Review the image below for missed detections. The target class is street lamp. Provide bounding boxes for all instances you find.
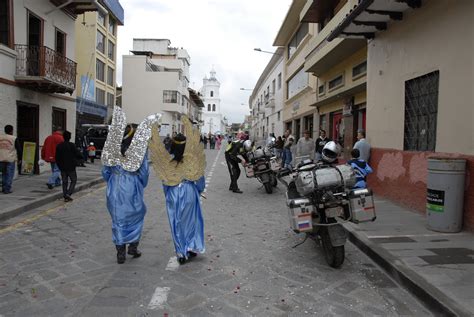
[254,48,282,56]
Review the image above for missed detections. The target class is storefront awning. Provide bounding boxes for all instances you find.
[327,0,422,41]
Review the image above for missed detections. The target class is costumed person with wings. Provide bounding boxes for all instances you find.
[101,107,160,264]
[149,117,206,265]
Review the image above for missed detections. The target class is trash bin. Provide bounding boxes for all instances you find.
[427,158,466,232]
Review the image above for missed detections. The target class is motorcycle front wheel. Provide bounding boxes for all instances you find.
[320,228,345,268]
[264,182,273,194]
[271,173,278,187]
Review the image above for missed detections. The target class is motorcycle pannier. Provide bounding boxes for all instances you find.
[349,188,376,223]
[244,164,254,178]
[270,157,281,171]
[287,197,314,233]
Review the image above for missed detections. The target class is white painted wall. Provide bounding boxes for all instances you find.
[0,0,77,174]
[250,54,285,141]
[122,55,188,135]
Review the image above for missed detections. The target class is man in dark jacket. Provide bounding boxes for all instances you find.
[315,129,331,161]
[55,131,79,202]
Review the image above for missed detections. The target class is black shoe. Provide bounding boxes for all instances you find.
[232,189,243,194]
[116,245,126,264]
[177,257,186,265]
[127,242,142,258]
[47,184,54,190]
[187,251,197,258]
[3,190,12,194]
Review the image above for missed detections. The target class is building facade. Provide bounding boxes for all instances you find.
[75,0,124,126]
[302,0,367,158]
[249,47,285,141]
[0,0,102,174]
[272,0,319,143]
[122,39,192,136]
[328,0,474,229]
[200,69,225,135]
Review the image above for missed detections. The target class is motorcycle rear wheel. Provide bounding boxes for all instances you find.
[264,182,273,194]
[321,229,345,268]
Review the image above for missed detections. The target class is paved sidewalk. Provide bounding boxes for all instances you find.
[0,163,104,221]
[343,197,474,316]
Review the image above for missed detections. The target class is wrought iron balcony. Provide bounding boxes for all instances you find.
[14,44,77,95]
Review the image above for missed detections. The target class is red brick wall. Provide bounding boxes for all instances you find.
[368,148,474,231]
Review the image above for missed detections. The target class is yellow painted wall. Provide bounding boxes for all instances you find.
[367,0,474,154]
[282,23,318,124]
[75,11,117,101]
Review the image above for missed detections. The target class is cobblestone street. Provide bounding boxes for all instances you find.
[0,150,431,316]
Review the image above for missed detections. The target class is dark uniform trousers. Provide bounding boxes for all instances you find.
[225,153,241,190]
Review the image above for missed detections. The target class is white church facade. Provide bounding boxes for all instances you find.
[200,69,225,135]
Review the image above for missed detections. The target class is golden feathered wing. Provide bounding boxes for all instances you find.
[149,116,206,186]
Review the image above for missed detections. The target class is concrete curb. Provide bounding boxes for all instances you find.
[0,177,105,222]
[343,223,472,317]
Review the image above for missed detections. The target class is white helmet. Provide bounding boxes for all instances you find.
[321,141,339,163]
[243,140,252,152]
[90,142,94,146]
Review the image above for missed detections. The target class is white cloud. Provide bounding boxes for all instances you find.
[116,0,291,123]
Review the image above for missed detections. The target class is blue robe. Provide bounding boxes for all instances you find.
[102,154,149,245]
[163,176,205,258]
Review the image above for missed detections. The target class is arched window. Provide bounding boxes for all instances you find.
[210,91,214,97]
[212,104,216,112]
[208,104,211,111]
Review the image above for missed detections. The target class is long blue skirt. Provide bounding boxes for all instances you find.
[163,177,205,258]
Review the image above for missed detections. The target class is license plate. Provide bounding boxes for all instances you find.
[326,206,343,218]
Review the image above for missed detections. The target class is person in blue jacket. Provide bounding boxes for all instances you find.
[163,133,206,264]
[347,148,373,189]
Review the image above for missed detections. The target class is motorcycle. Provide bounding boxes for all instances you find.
[244,147,280,194]
[278,159,376,268]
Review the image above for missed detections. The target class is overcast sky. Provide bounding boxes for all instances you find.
[116,0,292,124]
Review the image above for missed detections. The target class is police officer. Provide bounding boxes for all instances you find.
[225,139,252,193]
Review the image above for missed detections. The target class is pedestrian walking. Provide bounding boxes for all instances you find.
[163,134,172,153]
[86,142,96,163]
[203,135,208,149]
[101,108,159,264]
[348,148,373,189]
[209,134,216,150]
[282,129,294,169]
[296,130,315,163]
[315,129,331,161]
[353,129,371,162]
[225,138,251,193]
[41,127,64,189]
[274,136,284,159]
[0,125,22,194]
[216,135,222,150]
[55,131,80,202]
[150,131,206,265]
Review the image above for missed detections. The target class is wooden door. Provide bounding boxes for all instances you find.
[17,102,39,174]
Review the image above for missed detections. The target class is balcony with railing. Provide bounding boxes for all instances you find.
[303,0,367,77]
[14,45,77,95]
[264,93,275,108]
